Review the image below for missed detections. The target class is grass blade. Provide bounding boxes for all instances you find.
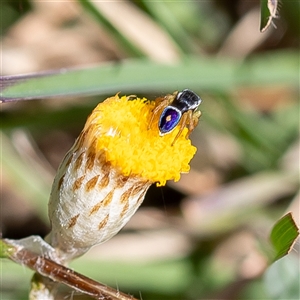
[1,51,298,102]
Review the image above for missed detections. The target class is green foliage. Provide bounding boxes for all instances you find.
[270,213,299,262]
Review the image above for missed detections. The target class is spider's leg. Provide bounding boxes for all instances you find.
[185,110,201,139]
[148,94,175,130]
[171,111,189,146]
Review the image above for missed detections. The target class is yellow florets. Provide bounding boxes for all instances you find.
[84,94,197,186]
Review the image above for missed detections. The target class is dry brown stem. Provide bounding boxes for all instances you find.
[2,239,138,300]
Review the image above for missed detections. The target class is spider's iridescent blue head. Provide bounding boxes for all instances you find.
[158,89,202,135]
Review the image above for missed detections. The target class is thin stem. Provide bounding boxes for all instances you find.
[2,239,138,300]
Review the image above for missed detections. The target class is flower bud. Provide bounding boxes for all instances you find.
[47,93,199,262]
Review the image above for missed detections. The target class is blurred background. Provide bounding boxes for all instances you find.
[1,0,299,299]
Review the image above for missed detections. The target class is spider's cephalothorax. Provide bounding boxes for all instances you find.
[149,89,202,145]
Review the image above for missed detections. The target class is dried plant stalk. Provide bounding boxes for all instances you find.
[2,238,137,300]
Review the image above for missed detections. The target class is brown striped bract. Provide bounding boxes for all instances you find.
[85,175,99,192]
[98,215,109,230]
[48,144,152,262]
[72,175,85,191]
[67,214,80,229]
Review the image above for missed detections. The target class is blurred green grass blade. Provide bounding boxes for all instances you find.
[1,51,298,102]
[270,212,299,262]
[221,95,280,153]
[1,132,49,221]
[0,239,16,258]
[141,1,196,54]
[0,102,94,130]
[260,0,278,32]
[0,58,236,101]
[264,254,300,299]
[72,258,191,294]
[219,95,283,170]
[0,259,33,299]
[237,50,299,86]
[78,0,144,57]
[273,103,300,140]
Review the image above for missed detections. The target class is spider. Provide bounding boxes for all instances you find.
[149,89,202,145]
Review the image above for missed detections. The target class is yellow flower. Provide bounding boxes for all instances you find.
[47,93,199,262]
[85,94,197,185]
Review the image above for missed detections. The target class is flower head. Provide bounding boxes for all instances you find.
[84,94,197,186]
[47,93,200,262]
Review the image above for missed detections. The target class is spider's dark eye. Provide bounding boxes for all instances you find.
[159,107,181,134]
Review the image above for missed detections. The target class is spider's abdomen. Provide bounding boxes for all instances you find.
[159,107,182,135]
